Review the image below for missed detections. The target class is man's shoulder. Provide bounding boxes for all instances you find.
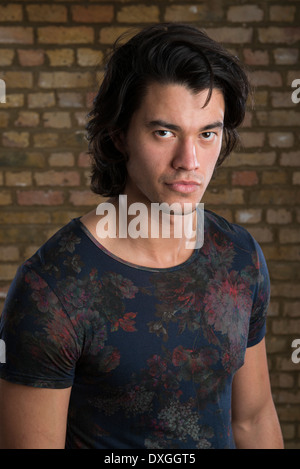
[24,218,84,274]
[204,209,255,245]
[203,209,268,275]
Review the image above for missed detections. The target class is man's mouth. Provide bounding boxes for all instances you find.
[165,180,202,194]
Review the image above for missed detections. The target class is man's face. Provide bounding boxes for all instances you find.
[119,82,225,212]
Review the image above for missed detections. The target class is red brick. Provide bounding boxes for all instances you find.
[0,27,33,44]
[17,190,64,206]
[26,5,67,22]
[17,49,45,66]
[72,5,114,23]
[232,171,259,186]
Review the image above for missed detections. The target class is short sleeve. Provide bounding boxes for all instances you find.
[247,239,270,348]
[0,263,79,388]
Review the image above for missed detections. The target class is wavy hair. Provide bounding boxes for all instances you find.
[86,23,250,197]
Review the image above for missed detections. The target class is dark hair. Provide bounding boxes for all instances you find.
[86,23,250,197]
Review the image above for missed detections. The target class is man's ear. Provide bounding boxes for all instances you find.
[110,130,126,155]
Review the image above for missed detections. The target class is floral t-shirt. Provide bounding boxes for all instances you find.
[0,210,269,449]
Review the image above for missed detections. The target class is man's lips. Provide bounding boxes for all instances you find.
[165,180,202,193]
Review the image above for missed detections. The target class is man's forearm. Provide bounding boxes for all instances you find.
[232,406,284,449]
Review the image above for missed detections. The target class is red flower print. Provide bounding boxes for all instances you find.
[112,312,137,332]
[204,269,252,342]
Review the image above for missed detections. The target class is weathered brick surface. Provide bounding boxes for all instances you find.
[0,0,299,449]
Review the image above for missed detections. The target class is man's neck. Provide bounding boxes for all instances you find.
[81,196,199,269]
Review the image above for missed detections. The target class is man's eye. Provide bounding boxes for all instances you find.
[201,132,217,142]
[201,132,216,141]
[154,130,173,138]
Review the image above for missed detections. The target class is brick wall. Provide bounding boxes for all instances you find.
[0,0,299,448]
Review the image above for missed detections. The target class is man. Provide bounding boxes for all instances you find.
[0,23,283,449]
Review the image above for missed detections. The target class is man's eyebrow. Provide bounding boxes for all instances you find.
[201,121,224,131]
[146,119,224,132]
[146,120,181,132]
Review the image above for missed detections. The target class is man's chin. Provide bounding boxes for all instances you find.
[149,201,200,218]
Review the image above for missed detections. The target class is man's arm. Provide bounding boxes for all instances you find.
[231,338,284,449]
[0,379,71,449]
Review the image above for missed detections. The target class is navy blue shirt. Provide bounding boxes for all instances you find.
[0,210,269,449]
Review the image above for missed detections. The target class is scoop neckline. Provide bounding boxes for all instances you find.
[75,217,201,273]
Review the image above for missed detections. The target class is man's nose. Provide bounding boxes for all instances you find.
[172,139,200,171]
